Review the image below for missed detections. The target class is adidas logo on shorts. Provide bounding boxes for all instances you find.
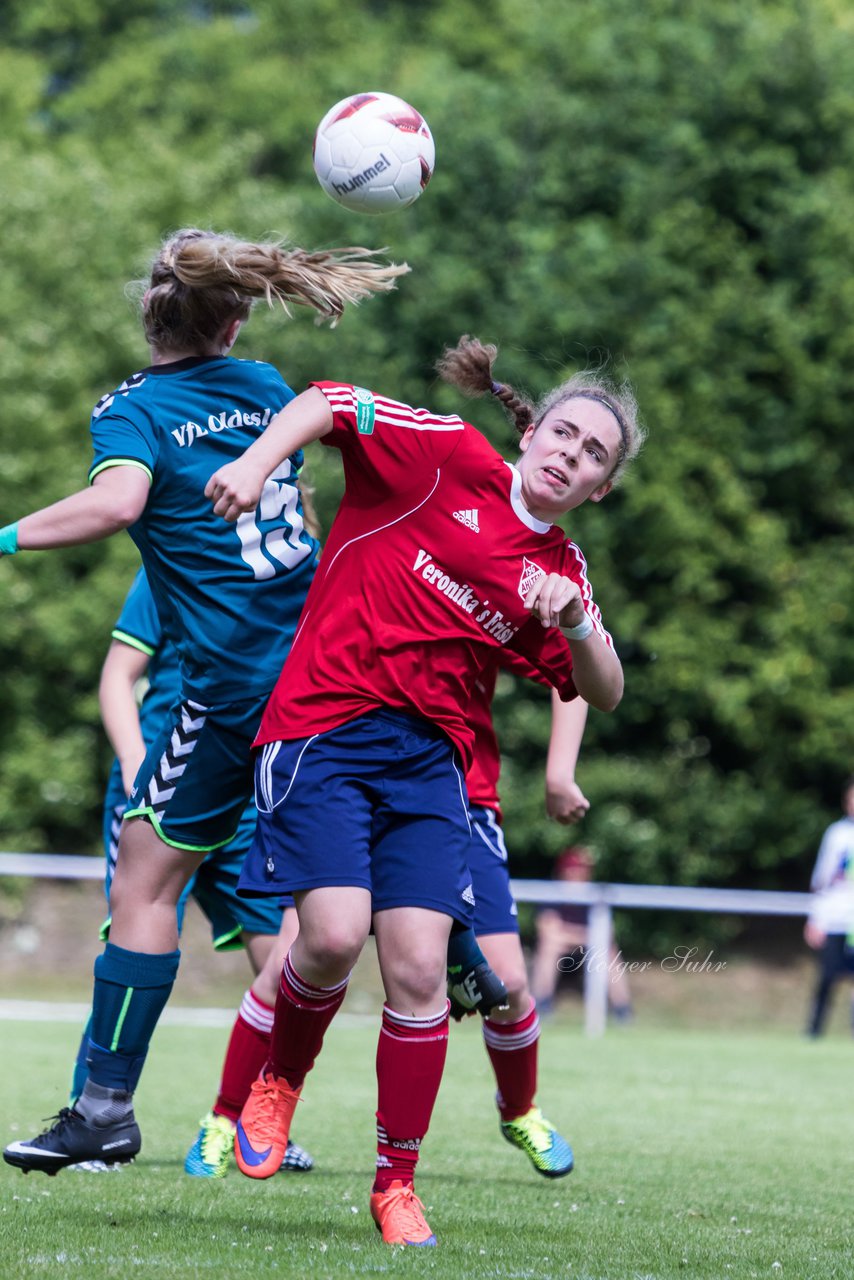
[453,508,480,533]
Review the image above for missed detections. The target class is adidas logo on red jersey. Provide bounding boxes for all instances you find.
[453,508,480,532]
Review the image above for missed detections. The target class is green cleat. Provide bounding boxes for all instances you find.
[500,1106,574,1178]
[184,1111,235,1178]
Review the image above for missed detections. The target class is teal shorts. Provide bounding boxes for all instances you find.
[102,763,287,950]
[124,693,269,853]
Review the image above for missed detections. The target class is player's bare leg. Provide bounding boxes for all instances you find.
[478,931,574,1178]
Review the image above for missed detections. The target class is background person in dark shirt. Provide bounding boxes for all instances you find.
[531,846,633,1021]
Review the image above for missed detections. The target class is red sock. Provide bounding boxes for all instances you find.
[214,988,274,1122]
[482,1002,540,1122]
[374,1002,449,1193]
[267,950,349,1090]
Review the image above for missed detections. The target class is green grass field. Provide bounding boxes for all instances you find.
[1,1015,852,1279]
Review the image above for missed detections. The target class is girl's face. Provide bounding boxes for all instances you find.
[517,397,622,521]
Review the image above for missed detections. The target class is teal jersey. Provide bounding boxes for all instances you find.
[88,356,319,700]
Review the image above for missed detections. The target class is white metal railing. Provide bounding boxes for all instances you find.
[510,879,814,1035]
[0,853,104,880]
[0,853,814,1037]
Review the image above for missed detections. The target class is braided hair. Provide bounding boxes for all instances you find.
[436,335,644,483]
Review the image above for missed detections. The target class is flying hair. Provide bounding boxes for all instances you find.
[141,228,409,351]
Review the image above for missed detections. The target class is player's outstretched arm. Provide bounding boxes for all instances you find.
[545,692,590,824]
[206,386,334,523]
[525,572,623,712]
[1,467,150,555]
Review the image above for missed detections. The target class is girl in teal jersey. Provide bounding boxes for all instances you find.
[2,228,406,1175]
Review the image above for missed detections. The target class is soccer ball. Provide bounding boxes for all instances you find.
[312,92,435,214]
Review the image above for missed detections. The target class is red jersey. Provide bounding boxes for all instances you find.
[255,383,611,771]
[465,663,504,811]
[465,639,585,812]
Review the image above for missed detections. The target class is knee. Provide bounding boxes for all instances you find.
[501,961,531,1010]
[297,918,367,977]
[489,960,531,1021]
[107,863,147,921]
[385,946,447,1008]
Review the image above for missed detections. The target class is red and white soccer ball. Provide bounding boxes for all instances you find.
[312,92,435,214]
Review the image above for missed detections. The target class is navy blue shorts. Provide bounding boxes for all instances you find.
[239,710,475,926]
[124,694,268,852]
[467,805,519,936]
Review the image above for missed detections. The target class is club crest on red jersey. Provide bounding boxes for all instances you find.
[518,556,546,600]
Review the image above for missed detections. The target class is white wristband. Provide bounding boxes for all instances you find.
[560,614,594,641]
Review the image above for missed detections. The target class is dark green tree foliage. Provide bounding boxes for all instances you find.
[0,2,851,943]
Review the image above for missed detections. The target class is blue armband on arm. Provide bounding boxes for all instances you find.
[0,522,19,555]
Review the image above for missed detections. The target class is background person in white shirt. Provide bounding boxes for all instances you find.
[804,776,854,1037]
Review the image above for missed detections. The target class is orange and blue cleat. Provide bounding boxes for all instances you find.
[234,1072,301,1180]
[370,1179,437,1247]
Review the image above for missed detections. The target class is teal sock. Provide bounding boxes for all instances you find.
[87,943,180,1092]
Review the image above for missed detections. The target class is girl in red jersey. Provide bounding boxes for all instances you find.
[205,336,644,1247]
[459,653,589,1178]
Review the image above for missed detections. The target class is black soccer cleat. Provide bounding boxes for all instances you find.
[447,960,509,1021]
[281,1138,314,1172]
[3,1107,141,1175]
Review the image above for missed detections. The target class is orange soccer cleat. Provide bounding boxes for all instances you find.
[370,1179,437,1247]
[234,1072,301,1179]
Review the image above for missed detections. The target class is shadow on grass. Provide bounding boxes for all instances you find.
[129,1156,547,1191]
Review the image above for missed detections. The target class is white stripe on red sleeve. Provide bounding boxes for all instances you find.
[374,396,465,433]
[319,383,466,433]
[566,539,613,648]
